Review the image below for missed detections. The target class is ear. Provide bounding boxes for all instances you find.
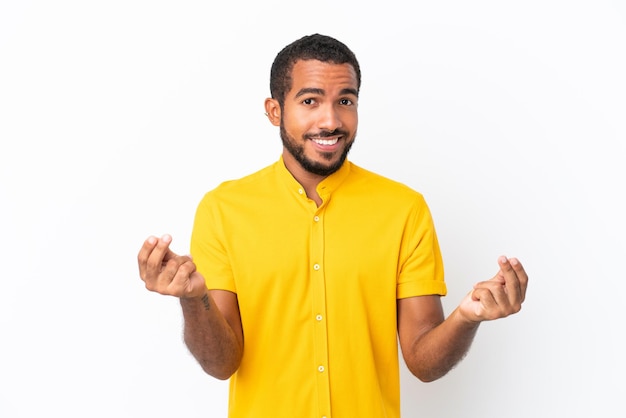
[264,98,281,127]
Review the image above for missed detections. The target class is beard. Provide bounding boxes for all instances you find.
[280,122,355,177]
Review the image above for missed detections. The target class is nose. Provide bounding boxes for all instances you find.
[317,103,343,132]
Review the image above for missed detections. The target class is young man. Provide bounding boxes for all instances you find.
[137,34,528,418]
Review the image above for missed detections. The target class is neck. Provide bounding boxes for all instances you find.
[282,150,325,206]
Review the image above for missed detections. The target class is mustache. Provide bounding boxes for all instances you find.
[303,129,348,140]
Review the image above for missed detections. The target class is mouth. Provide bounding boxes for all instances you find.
[311,137,340,146]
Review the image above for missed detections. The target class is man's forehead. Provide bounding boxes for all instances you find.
[289,60,358,91]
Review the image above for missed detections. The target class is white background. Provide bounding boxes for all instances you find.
[1,1,625,417]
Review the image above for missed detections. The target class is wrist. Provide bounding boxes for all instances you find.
[452,307,482,329]
[180,290,211,311]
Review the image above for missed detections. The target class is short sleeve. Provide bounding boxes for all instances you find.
[190,191,237,293]
[396,195,447,299]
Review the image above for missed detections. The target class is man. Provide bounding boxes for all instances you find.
[137,34,528,418]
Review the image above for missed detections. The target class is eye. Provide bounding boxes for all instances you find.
[302,98,316,105]
[340,98,353,106]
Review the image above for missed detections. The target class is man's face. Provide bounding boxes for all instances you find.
[277,60,359,177]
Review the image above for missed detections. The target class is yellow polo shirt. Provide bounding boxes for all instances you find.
[190,157,446,418]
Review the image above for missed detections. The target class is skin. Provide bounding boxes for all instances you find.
[137,234,243,379]
[137,59,528,382]
[266,60,359,205]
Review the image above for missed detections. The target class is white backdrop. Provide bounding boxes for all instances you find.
[1,1,625,417]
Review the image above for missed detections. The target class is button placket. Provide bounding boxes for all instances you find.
[310,206,330,414]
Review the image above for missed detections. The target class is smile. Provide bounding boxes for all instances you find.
[311,137,339,146]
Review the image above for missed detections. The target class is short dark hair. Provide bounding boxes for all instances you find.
[269,34,361,107]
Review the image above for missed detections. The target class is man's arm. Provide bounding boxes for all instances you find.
[397,256,528,382]
[180,289,243,380]
[138,234,243,380]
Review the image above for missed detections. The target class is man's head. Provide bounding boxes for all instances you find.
[265,34,361,178]
[269,34,361,109]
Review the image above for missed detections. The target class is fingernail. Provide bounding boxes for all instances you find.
[161,234,172,243]
[147,236,156,244]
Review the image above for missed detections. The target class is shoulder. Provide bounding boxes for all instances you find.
[217,162,278,191]
[346,161,426,203]
[200,161,279,203]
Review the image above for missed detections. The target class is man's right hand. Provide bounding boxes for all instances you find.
[137,234,207,298]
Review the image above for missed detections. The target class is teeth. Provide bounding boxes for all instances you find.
[313,138,339,145]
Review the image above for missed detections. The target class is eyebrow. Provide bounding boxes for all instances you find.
[294,87,359,98]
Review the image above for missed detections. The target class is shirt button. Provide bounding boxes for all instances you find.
[318,365,325,372]
[316,314,323,321]
[298,188,304,195]
[313,264,320,270]
[314,215,320,222]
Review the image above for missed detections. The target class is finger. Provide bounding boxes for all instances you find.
[509,257,529,302]
[498,256,523,308]
[167,259,198,296]
[470,287,499,319]
[473,280,507,303]
[157,254,193,290]
[137,236,159,281]
[473,279,521,320]
[146,234,176,280]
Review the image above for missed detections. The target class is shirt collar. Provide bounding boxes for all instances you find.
[275,155,352,200]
